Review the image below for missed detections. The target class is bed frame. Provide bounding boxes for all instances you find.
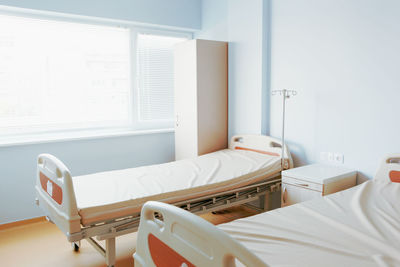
[134,201,268,267]
[134,154,400,267]
[35,135,292,267]
[374,153,400,183]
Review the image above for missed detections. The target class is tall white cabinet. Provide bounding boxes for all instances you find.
[174,39,228,160]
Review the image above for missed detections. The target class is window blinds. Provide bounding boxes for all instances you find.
[136,33,187,123]
[0,12,190,137]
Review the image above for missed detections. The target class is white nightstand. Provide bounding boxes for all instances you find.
[281,164,357,207]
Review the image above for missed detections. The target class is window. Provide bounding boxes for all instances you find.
[0,12,190,139]
[135,33,188,129]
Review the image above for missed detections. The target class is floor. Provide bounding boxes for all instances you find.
[0,206,258,267]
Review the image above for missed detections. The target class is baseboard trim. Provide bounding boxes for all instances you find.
[0,216,46,231]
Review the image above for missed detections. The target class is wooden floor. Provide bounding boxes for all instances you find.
[0,206,258,267]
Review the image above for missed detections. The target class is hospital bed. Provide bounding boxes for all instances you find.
[134,154,400,267]
[35,135,292,267]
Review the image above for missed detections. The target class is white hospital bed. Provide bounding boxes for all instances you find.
[134,154,400,267]
[35,135,292,267]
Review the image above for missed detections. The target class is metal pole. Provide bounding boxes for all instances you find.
[281,89,286,169]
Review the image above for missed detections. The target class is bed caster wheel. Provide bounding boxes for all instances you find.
[72,241,80,252]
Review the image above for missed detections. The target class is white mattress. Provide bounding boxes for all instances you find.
[73,149,281,225]
[219,179,400,266]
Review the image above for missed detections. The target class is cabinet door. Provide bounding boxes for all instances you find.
[174,40,198,160]
[281,183,322,207]
[196,40,228,155]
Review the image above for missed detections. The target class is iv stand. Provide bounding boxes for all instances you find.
[271,89,297,169]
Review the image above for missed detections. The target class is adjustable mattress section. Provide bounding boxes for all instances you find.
[219,179,400,266]
[73,149,281,226]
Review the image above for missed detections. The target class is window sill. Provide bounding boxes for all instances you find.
[0,128,174,147]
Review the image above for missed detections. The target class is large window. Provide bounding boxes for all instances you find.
[0,13,189,139]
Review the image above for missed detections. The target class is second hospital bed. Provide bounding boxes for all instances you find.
[35,134,293,267]
[134,154,400,267]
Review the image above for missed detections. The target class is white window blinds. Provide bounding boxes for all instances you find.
[136,33,188,124]
[0,11,191,139]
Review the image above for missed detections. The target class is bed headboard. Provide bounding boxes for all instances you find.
[229,135,293,169]
[374,154,400,183]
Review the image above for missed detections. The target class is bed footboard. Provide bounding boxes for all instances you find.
[35,154,81,239]
[230,135,293,169]
[134,201,267,267]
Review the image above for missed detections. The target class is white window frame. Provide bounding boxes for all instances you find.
[0,7,193,145]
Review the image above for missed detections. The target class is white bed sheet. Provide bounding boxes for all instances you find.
[219,180,400,267]
[73,149,281,225]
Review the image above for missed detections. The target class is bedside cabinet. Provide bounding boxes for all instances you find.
[281,164,357,207]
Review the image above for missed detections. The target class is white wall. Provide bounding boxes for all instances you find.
[197,0,269,137]
[0,0,201,29]
[0,0,200,225]
[269,0,400,181]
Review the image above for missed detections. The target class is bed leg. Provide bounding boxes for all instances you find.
[71,241,80,252]
[105,237,116,267]
[260,192,270,211]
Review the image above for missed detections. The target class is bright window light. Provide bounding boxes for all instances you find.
[136,33,188,127]
[0,14,131,135]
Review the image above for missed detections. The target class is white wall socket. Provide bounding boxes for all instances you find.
[320,152,344,164]
[334,153,344,164]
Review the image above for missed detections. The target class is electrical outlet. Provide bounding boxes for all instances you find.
[320,151,344,164]
[328,152,334,162]
[334,153,344,164]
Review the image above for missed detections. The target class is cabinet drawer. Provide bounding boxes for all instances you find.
[281,183,323,207]
[282,176,323,192]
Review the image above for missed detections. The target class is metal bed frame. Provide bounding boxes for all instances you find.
[75,177,281,266]
[35,135,292,267]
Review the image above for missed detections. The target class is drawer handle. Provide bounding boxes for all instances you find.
[294,183,309,187]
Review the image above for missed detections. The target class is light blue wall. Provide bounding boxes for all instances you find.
[269,0,400,180]
[0,0,200,224]
[227,0,265,137]
[0,0,201,29]
[198,0,400,181]
[196,0,228,41]
[0,133,174,224]
[196,0,269,137]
